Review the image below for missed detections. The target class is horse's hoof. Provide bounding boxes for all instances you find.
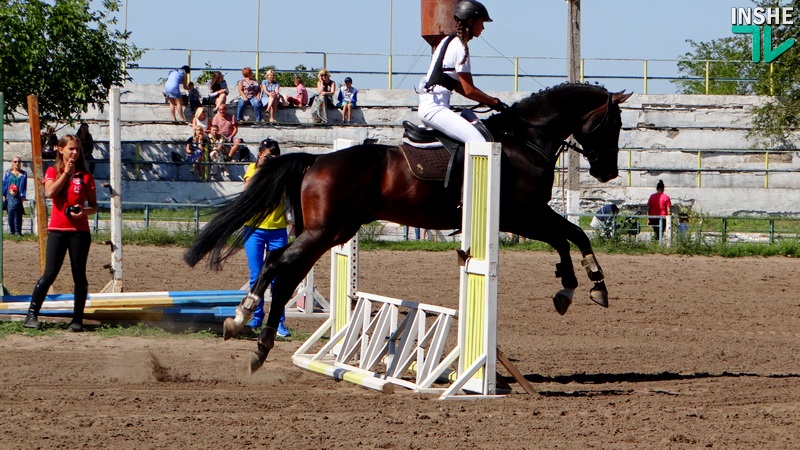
[249,353,265,374]
[553,291,572,315]
[222,318,237,341]
[589,288,609,308]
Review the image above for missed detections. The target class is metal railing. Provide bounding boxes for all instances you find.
[131,47,767,94]
[571,212,800,246]
[552,149,799,189]
[75,200,800,247]
[91,200,225,234]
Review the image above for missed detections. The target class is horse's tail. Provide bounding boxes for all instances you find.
[184,152,319,270]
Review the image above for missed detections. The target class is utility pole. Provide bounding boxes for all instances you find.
[255,0,261,79]
[566,0,581,224]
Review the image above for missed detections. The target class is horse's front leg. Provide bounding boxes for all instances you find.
[559,217,609,308]
[552,242,578,315]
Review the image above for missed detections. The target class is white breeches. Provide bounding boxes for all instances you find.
[419,92,486,144]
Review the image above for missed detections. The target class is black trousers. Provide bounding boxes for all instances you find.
[30,230,92,321]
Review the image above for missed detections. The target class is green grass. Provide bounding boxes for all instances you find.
[93,322,219,338]
[96,206,220,222]
[0,318,315,342]
[3,228,198,246]
[92,228,198,246]
[0,320,62,338]
[0,320,221,339]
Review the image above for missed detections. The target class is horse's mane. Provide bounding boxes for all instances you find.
[513,82,609,113]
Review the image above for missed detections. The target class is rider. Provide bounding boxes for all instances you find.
[418,0,508,143]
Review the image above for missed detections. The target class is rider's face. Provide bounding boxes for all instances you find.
[471,18,486,38]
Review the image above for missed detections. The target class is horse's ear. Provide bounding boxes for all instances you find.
[612,90,633,105]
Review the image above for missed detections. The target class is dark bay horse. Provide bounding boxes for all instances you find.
[185,83,632,372]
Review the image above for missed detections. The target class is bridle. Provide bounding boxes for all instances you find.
[561,91,614,165]
[489,91,614,166]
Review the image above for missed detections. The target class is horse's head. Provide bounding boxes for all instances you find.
[571,89,632,182]
[502,84,632,183]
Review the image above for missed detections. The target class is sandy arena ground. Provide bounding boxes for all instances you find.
[1,240,799,449]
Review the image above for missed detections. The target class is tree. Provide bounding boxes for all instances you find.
[749,0,800,146]
[673,37,760,95]
[257,64,319,88]
[672,0,800,146]
[0,0,142,124]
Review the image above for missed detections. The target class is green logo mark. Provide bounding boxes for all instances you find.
[732,25,796,63]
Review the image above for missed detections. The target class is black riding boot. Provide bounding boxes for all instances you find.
[69,292,87,332]
[24,278,51,329]
[23,296,45,329]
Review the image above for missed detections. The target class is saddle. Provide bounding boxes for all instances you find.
[400,120,494,187]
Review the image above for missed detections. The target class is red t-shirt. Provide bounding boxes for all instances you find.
[647,192,672,216]
[44,166,96,231]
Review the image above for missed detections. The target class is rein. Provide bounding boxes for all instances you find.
[492,91,612,165]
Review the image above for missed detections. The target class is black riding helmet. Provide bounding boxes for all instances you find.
[454,0,492,22]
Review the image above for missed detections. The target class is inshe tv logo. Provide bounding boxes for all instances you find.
[732,7,795,63]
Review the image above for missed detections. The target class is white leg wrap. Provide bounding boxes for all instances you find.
[581,254,604,281]
[233,293,260,328]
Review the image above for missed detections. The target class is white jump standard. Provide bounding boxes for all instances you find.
[293,142,529,399]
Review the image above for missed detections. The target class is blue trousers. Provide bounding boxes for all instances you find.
[243,226,288,328]
[236,97,262,122]
[6,196,23,235]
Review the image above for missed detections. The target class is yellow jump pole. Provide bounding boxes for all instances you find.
[441,142,501,400]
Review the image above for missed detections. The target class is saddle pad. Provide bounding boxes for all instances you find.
[400,143,451,181]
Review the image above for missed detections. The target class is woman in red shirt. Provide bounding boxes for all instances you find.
[647,179,672,242]
[24,135,97,332]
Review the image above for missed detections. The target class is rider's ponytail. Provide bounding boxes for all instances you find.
[455,19,471,66]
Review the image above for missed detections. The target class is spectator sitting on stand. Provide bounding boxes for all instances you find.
[187,82,202,112]
[236,67,262,122]
[192,107,210,132]
[226,139,250,163]
[260,69,288,124]
[337,76,358,123]
[185,126,207,177]
[207,71,229,111]
[311,69,336,124]
[207,124,228,180]
[286,76,308,107]
[211,104,241,146]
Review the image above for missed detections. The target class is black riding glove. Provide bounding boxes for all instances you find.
[492,98,509,112]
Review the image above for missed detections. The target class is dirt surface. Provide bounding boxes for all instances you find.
[1,241,799,449]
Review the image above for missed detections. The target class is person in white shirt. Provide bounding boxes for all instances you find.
[417,0,507,143]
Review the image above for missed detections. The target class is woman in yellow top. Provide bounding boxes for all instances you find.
[242,138,290,337]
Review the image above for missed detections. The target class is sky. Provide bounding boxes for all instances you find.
[116,0,742,94]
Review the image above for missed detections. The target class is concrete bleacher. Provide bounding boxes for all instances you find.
[2,84,800,214]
